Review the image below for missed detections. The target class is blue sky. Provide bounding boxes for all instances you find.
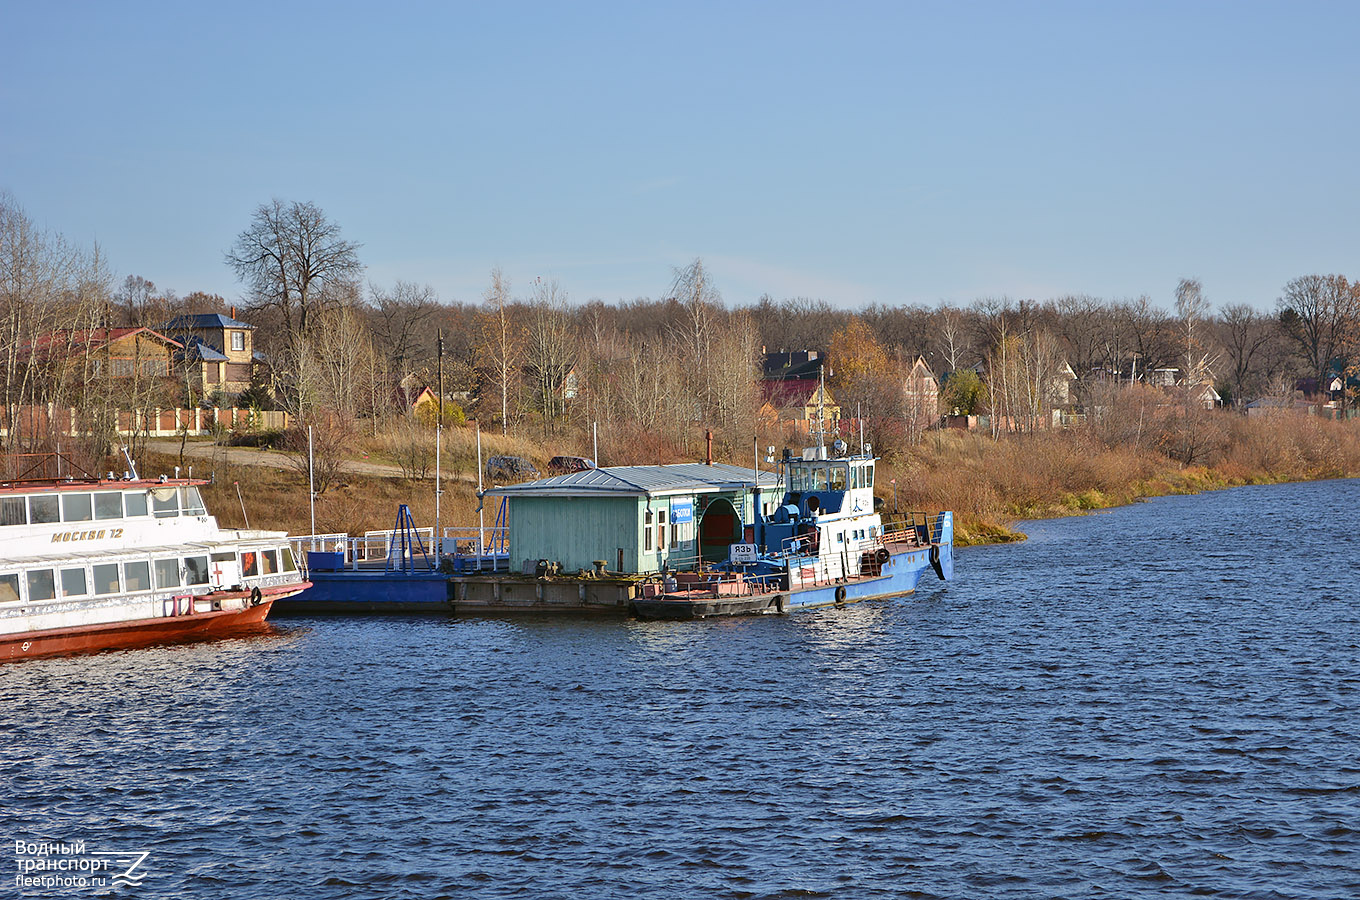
[3,1,1357,311]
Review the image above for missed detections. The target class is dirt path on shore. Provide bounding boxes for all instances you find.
[145,439,411,478]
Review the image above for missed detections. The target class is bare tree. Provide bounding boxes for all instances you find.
[1277,274,1360,388]
[368,279,439,382]
[225,198,363,355]
[524,278,577,436]
[1218,303,1275,406]
[475,269,523,434]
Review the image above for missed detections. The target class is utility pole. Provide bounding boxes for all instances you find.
[435,328,444,558]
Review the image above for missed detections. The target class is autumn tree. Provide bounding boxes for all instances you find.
[828,318,896,448]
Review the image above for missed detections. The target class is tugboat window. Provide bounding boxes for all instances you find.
[94,492,122,520]
[262,550,278,575]
[92,564,120,595]
[124,561,151,592]
[61,493,93,522]
[0,574,19,603]
[30,495,59,524]
[830,467,847,491]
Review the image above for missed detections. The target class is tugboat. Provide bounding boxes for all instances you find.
[632,441,952,619]
[0,455,310,660]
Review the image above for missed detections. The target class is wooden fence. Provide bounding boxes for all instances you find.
[0,406,290,439]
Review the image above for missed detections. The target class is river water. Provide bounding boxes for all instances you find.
[3,480,1358,899]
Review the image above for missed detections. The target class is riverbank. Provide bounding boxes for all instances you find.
[147,412,1360,546]
[885,414,1360,544]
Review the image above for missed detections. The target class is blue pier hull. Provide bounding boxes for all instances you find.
[271,570,451,614]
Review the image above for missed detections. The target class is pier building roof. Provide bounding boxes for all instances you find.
[486,463,780,499]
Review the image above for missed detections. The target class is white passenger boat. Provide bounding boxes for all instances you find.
[0,468,310,660]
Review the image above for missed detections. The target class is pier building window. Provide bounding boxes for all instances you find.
[154,559,181,589]
[152,489,179,519]
[92,564,120,595]
[124,561,151,592]
[658,511,666,550]
[644,510,653,551]
[27,569,56,602]
[60,568,88,596]
[124,492,149,518]
[0,574,19,603]
[30,495,59,524]
[183,556,209,585]
[62,493,93,522]
[94,493,122,520]
[0,497,26,526]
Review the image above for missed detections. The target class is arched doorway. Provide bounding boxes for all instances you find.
[698,497,741,564]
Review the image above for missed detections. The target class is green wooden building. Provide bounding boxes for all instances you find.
[485,463,782,575]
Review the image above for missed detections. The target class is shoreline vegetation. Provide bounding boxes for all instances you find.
[162,412,1360,548]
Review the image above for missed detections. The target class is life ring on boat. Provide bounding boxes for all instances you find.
[250,586,263,606]
[834,585,847,605]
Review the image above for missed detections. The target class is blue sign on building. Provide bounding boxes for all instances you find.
[671,498,693,524]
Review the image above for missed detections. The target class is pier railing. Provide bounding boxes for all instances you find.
[291,525,510,574]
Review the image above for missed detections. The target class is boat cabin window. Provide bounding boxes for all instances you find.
[152,490,179,519]
[262,550,279,575]
[813,467,828,491]
[180,487,207,517]
[61,493,93,522]
[281,547,298,572]
[241,552,258,577]
[60,567,88,596]
[27,569,56,602]
[124,492,149,518]
[94,492,122,520]
[183,555,209,585]
[0,574,19,603]
[92,563,120,595]
[863,464,874,488]
[154,559,181,589]
[0,497,26,526]
[830,466,847,491]
[30,495,59,524]
[124,561,151,592]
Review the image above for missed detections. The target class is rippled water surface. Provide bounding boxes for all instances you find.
[4,480,1359,899]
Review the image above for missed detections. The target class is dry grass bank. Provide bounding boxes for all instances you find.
[885,414,1360,545]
